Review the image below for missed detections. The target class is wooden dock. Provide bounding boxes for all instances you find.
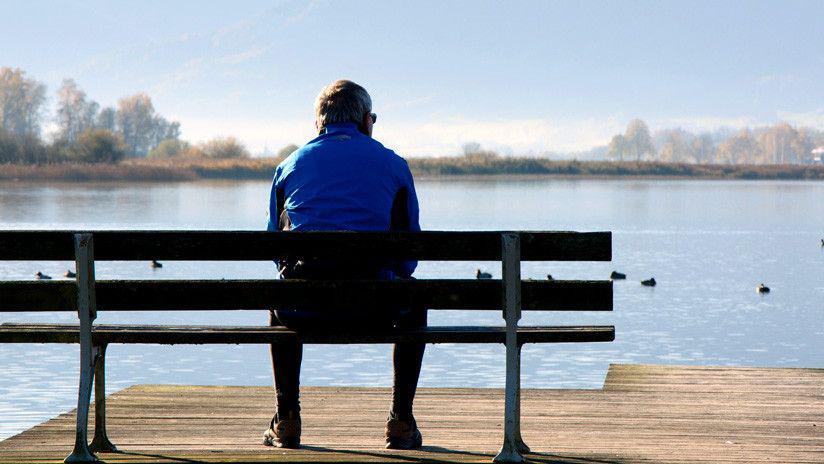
[1,364,821,463]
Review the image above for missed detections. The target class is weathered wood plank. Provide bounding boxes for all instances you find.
[0,281,76,311]
[1,365,823,463]
[0,279,612,312]
[0,230,612,261]
[604,363,824,394]
[0,324,615,345]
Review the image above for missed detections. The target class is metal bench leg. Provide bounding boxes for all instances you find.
[512,344,529,454]
[66,233,100,464]
[495,341,530,462]
[65,326,98,463]
[89,343,117,453]
[494,233,529,463]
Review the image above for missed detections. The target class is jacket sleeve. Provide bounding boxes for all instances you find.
[390,160,421,278]
[266,168,281,232]
[267,167,288,271]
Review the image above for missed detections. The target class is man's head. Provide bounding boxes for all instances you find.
[314,79,375,136]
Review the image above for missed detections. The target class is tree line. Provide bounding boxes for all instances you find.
[608,119,824,165]
[5,67,824,167]
[0,67,251,164]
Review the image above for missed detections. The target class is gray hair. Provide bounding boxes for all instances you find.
[314,80,372,130]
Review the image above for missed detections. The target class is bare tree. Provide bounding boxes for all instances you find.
[608,134,626,161]
[657,129,696,163]
[0,67,47,138]
[793,128,815,163]
[115,94,180,157]
[606,120,656,162]
[116,94,156,156]
[462,142,482,156]
[625,119,655,161]
[56,79,100,144]
[96,106,117,132]
[149,117,180,148]
[717,129,758,164]
[756,123,809,164]
[691,133,715,164]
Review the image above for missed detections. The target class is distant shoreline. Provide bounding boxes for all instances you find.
[2,157,824,182]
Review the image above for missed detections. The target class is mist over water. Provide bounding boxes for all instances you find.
[1,178,823,439]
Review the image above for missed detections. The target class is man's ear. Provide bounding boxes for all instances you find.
[315,120,321,134]
[361,112,373,137]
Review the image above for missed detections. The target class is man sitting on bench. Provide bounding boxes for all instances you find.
[264,79,427,450]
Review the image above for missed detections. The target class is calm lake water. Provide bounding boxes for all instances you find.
[1,178,823,439]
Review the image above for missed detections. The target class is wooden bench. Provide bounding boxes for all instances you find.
[0,230,614,463]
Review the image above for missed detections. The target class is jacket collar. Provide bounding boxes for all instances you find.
[321,122,359,134]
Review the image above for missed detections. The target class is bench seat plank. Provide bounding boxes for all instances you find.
[0,323,615,344]
[0,279,612,312]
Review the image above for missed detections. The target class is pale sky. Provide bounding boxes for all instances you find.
[2,0,823,155]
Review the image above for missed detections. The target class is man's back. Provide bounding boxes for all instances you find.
[268,121,420,278]
[269,122,419,234]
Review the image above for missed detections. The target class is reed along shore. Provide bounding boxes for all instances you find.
[3,157,824,182]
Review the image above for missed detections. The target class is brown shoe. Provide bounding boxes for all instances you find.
[385,414,422,450]
[263,411,301,449]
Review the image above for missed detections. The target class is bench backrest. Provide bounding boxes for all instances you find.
[1,230,613,464]
[0,230,612,314]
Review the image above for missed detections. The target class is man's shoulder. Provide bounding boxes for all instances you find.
[277,135,410,175]
[367,138,409,167]
[276,142,318,170]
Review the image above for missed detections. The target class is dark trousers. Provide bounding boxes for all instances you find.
[269,260,427,419]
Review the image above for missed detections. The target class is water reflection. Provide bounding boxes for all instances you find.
[1,178,823,440]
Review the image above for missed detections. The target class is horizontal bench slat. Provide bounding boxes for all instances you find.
[0,230,611,261]
[0,280,77,311]
[0,279,612,312]
[0,323,615,344]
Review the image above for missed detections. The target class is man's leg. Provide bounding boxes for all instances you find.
[391,305,427,418]
[386,305,427,449]
[265,309,302,448]
[269,309,302,414]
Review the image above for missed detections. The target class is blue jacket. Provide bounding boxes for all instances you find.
[267,122,420,277]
